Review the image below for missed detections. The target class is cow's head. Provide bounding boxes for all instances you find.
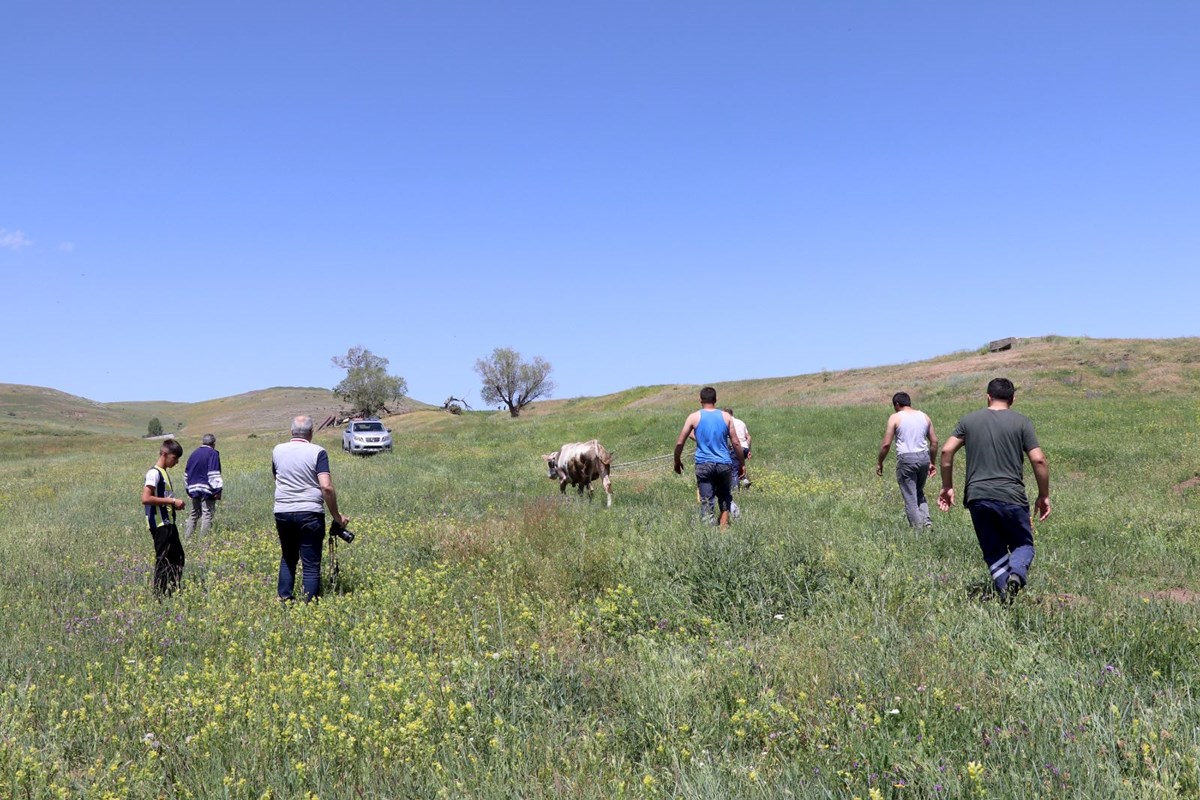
[542,452,559,479]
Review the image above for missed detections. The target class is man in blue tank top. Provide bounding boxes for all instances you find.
[674,387,745,528]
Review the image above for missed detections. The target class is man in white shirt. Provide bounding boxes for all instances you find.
[724,408,751,485]
[722,407,752,518]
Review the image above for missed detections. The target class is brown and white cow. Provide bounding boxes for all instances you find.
[542,440,613,507]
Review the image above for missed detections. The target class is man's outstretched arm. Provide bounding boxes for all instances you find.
[938,435,964,511]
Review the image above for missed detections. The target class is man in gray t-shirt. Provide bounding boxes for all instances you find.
[271,415,350,602]
[938,378,1050,602]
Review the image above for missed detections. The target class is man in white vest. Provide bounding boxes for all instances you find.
[876,392,938,528]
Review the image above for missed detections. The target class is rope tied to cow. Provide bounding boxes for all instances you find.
[610,452,691,474]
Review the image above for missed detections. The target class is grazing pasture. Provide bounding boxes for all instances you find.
[2,359,1200,797]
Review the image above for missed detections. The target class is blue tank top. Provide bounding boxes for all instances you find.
[694,409,732,465]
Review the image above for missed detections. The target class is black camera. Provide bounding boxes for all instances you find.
[329,521,355,544]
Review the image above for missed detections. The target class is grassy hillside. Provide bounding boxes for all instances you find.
[0,384,130,432]
[0,384,436,455]
[520,335,1200,417]
[5,336,1195,438]
[2,336,1199,797]
[108,387,347,439]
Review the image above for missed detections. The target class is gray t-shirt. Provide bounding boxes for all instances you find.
[951,408,1040,507]
[272,438,331,514]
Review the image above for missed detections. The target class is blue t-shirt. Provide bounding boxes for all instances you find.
[694,409,733,465]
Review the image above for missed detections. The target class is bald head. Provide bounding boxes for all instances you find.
[291,415,314,439]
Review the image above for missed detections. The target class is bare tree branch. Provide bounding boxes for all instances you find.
[475,347,555,417]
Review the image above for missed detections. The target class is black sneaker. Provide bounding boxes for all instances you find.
[1005,573,1023,603]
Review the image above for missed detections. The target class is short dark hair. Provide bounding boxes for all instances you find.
[891,392,911,408]
[987,377,1016,402]
[700,386,717,404]
[722,407,733,415]
[161,439,183,457]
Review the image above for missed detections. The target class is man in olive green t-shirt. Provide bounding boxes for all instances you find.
[938,377,1051,602]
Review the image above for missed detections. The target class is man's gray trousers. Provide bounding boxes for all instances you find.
[896,453,931,528]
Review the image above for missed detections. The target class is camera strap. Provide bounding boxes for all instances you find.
[327,531,340,590]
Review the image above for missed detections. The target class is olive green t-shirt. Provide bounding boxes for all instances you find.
[951,408,1040,507]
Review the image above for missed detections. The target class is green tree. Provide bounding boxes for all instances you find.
[332,346,407,417]
[147,417,163,437]
[474,347,555,418]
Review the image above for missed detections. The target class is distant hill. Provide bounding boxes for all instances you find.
[108,387,348,439]
[0,384,428,440]
[0,384,132,432]
[3,337,1197,439]
[521,335,1200,415]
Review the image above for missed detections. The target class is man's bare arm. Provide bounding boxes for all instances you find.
[141,484,185,510]
[876,414,897,475]
[725,411,745,474]
[937,435,964,511]
[318,472,350,527]
[925,414,939,476]
[673,413,699,474]
[1027,446,1051,520]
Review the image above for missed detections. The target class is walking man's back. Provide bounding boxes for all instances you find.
[938,377,1050,602]
[876,392,938,528]
[674,387,745,528]
[183,434,223,537]
[271,415,350,602]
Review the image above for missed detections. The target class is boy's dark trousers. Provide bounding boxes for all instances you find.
[150,522,185,595]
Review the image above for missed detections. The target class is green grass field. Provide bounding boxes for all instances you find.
[2,351,1200,798]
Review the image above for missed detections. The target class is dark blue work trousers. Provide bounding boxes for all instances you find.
[967,498,1035,592]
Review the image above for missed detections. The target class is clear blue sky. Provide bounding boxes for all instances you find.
[3,2,1197,406]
